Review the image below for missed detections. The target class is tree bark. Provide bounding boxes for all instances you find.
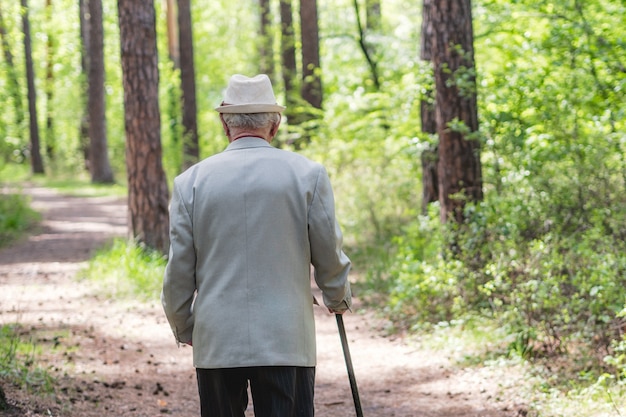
[300,0,322,109]
[78,0,90,169]
[88,0,114,183]
[165,0,179,67]
[118,0,170,254]
[44,0,55,160]
[163,0,181,171]
[258,0,274,79]
[420,0,438,213]
[279,0,297,110]
[428,0,483,224]
[178,0,199,170]
[21,0,44,174]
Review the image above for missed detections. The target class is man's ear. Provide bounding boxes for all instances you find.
[270,119,281,138]
[220,114,230,138]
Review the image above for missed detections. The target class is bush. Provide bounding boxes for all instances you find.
[0,192,40,247]
[81,238,167,300]
[0,324,53,393]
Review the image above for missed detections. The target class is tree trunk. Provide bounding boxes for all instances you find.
[420,0,438,213]
[178,0,199,171]
[258,0,274,79]
[163,0,181,171]
[429,0,483,224]
[78,0,90,170]
[300,0,322,110]
[279,0,297,111]
[118,0,170,254]
[44,0,55,160]
[0,5,25,146]
[165,0,179,67]
[21,0,44,174]
[88,0,114,183]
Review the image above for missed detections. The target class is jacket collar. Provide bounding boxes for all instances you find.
[225,137,272,151]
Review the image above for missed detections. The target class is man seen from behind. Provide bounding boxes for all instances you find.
[161,74,352,417]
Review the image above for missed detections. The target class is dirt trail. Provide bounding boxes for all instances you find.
[0,186,520,417]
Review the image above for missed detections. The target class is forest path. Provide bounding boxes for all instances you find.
[0,185,520,416]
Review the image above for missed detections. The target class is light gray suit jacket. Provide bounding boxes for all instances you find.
[162,137,351,368]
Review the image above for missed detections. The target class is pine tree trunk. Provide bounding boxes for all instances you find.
[420,0,438,213]
[258,0,274,79]
[163,0,181,171]
[165,0,179,67]
[178,0,199,170]
[78,0,90,169]
[88,0,114,183]
[300,0,322,110]
[45,0,55,160]
[428,0,483,224]
[279,0,297,110]
[118,0,170,254]
[21,0,44,174]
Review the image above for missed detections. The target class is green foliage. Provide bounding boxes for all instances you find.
[81,238,167,300]
[372,3,626,410]
[0,192,40,247]
[386,211,463,327]
[0,325,54,394]
[603,307,626,383]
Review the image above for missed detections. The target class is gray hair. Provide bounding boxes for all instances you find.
[222,112,281,130]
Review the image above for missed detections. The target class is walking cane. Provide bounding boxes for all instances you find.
[336,314,364,417]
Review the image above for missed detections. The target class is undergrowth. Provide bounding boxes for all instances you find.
[0,192,40,248]
[0,324,54,394]
[81,238,167,300]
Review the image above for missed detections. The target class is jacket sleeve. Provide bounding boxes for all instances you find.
[308,166,352,312]
[161,180,196,344]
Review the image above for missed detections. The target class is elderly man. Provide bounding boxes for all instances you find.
[162,74,352,417]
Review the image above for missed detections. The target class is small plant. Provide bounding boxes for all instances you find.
[81,238,167,300]
[0,324,54,394]
[0,193,40,248]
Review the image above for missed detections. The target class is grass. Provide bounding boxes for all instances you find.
[0,324,54,394]
[0,162,32,183]
[524,380,626,417]
[0,193,40,248]
[80,238,167,301]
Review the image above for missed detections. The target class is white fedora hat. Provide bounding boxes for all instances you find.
[215,74,286,113]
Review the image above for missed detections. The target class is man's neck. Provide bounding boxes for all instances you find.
[230,132,267,142]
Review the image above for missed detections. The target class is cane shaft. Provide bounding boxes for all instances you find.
[336,314,364,417]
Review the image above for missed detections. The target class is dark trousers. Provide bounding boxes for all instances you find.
[196,366,315,417]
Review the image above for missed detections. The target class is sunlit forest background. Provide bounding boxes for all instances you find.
[1,0,626,414]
